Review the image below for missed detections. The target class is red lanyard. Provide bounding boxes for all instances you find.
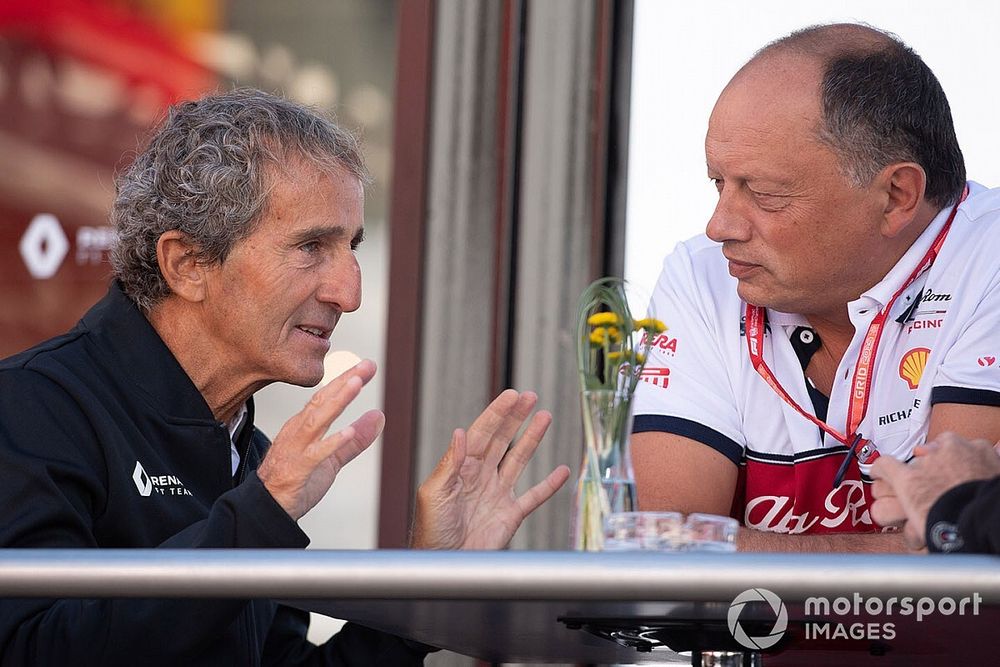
[744,186,967,448]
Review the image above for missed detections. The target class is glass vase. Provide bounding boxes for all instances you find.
[571,388,637,551]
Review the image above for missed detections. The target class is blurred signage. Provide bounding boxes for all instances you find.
[0,0,216,356]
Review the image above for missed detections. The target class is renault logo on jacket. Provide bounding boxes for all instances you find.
[132,461,152,497]
[131,460,193,497]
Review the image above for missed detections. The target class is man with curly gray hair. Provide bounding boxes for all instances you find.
[0,89,569,666]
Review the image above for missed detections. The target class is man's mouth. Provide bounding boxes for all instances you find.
[725,258,761,279]
[296,325,332,340]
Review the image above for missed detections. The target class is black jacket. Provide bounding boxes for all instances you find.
[0,283,427,666]
[926,476,1000,554]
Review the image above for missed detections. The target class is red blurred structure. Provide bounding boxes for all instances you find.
[0,0,215,356]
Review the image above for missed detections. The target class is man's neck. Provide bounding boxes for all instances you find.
[832,198,944,319]
[803,311,854,358]
[146,301,260,423]
[799,311,854,396]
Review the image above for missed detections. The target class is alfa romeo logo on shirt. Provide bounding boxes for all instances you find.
[728,587,788,650]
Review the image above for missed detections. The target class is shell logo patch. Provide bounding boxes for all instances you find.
[898,347,930,390]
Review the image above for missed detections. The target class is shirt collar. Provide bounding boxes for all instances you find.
[81,282,217,423]
[766,309,810,328]
[226,402,249,443]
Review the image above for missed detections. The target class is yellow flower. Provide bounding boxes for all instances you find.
[634,318,667,334]
[589,326,622,345]
[607,351,644,364]
[587,312,621,326]
[589,328,606,345]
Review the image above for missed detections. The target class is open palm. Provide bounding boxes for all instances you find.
[411,390,571,550]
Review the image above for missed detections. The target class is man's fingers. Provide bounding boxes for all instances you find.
[298,375,364,440]
[903,520,926,551]
[467,389,519,435]
[467,391,538,472]
[870,478,894,500]
[514,464,571,519]
[422,428,467,492]
[499,410,552,485]
[464,390,522,457]
[286,359,377,442]
[484,392,538,465]
[349,409,387,448]
[332,358,377,386]
[869,453,907,482]
[316,409,385,470]
[870,497,906,527]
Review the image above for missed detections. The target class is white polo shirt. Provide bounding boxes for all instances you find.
[633,182,1000,535]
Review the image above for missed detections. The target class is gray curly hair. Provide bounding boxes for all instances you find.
[110,88,370,312]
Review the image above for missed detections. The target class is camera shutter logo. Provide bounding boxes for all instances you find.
[132,461,152,497]
[728,588,788,650]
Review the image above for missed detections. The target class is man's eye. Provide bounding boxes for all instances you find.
[749,189,789,210]
[299,241,321,253]
[710,177,723,193]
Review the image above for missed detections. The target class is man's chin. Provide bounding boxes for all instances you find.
[736,283,796,313]
[279,364,326,388]
[736,282,770,308]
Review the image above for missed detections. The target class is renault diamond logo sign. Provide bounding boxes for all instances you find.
[19,214,69,279]
[728,588,788,650]
[132,461,152,497]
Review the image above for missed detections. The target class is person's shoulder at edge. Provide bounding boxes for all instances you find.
[0,329,86,372]
[0,285,122,375]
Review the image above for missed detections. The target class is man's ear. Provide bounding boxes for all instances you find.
[878,162,927,238]
[156,231,208,303]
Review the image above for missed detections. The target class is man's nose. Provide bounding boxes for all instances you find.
[705,190,752,243]
[317,255,362,313]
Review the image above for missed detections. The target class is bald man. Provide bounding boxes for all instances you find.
[631,24,1000,552]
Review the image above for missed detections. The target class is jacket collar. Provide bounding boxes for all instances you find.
[80,282,233,426]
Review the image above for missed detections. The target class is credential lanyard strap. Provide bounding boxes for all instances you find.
[744,185,968,447]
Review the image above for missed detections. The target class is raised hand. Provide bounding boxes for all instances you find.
[257,359,385,520]
[870,432,1000,549]
[410,389,571,550]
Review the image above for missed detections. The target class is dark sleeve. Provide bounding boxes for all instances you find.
[262,606,432,666]
[925,477,1000,554]
[0,369,309,666]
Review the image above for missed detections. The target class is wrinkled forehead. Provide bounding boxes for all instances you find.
[262,157,366,211]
